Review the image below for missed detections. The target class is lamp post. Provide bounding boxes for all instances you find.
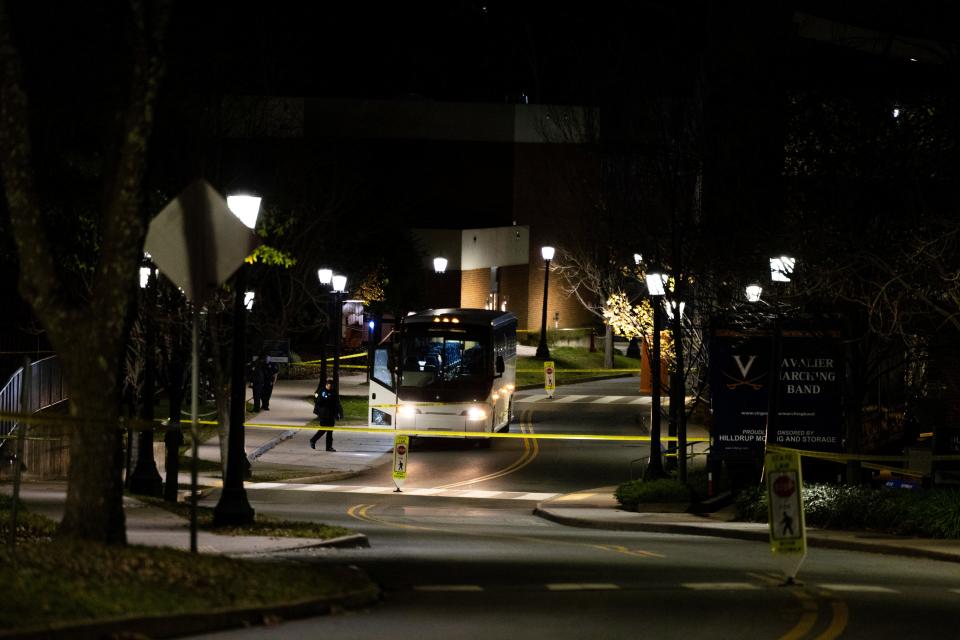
[644,271,666,479]
[536,246,555,359]
[213,194,260,526]
[433,256,449,308]
[665,296,687,482]
[318,269,333,386]
[331,274,348,394]
[129,261,163,496]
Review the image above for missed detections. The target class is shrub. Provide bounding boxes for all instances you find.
[734,485,768,522]
[733,483,960,539]
[615,478,692,510]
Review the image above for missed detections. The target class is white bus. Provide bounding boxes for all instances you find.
[369,309,518,443]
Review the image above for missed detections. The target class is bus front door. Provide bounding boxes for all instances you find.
[369,347,397,429]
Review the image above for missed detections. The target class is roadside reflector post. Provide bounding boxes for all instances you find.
[393,434,409,492]
[544,361,556,399]
[765,447,807,584]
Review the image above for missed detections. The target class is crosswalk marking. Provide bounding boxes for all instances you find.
[682,582,761,591]
[245,481,558,502]
[516,392,651,405]
[410,583,960,595]
[415,585,484,592]
[547,583,619,591]
[817,584,897,593]
[592,395,627,404]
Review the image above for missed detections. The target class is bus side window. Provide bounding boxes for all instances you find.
[372,348,394,390]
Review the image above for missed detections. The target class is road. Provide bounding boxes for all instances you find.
[190,379,960,639]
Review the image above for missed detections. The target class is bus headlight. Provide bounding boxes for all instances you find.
[466,407,487,421]
[398,405,417,418]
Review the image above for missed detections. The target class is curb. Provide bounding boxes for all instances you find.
[248,429,298,461]
[532,506,768,542]
[4,583,381,640]
[281,532,371,550]
[532,506,960,564]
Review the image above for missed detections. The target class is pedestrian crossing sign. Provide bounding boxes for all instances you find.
[392,434,409,490]
[544,361,556,398]
[765,448,807,579]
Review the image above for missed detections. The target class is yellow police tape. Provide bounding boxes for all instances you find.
[193,419,710,442]
[298,352,367,365]
[765,444,960,464]
[516,368,640,374]
[5,411,960,459]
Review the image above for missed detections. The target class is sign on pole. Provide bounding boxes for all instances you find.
[392,434,409,492]
[544,361,556,399]
[144,179,261,553]
[766,448,807,582]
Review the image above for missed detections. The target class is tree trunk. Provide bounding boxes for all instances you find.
[604,324,614,369]
[58,335,127,545]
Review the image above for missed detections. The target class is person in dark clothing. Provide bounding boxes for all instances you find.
[251,352,279,411]
[310,380,342,451]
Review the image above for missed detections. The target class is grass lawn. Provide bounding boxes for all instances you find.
[0,498,375,633]
[516,346,640,387]
[302,395,369,424]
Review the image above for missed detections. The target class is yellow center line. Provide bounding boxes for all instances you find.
[777,589,819,640]
[747,573,823,640]
[813,596,849,640]
[437,410,539,489]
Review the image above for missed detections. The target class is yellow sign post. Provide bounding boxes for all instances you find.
[544,361,556,399]
[765,448,807,582]
[392,434,409,492]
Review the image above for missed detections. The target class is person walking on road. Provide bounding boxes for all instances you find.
[251,351,279,412]
[310,379,342,451]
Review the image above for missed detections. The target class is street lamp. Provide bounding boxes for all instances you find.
[769,256,795,283]
[433,257,448,274]
[536,246,555,359]
[213,193,261,526]
[664,292,687,481]
[317,268,334,386]
[644,269,666,479]
[244,291,255,310]
[331,274,348,394]
[745,284,763,303]
[129,260,163,496]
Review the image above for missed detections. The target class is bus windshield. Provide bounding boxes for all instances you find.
[399,328,490,390]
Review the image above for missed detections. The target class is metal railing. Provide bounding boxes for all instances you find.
[0,356,67,455]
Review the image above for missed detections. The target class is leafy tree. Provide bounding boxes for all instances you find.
[0,0,170,544]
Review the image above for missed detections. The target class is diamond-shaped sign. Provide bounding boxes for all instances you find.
[144,180,262,304]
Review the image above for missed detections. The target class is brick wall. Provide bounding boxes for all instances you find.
[499,264,529,328]
[525,256,595,333]
[460,268,490,309]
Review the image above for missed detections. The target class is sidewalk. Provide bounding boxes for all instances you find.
[534,487,960,564]
[10,481,367,555]
[196,373,393,485]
